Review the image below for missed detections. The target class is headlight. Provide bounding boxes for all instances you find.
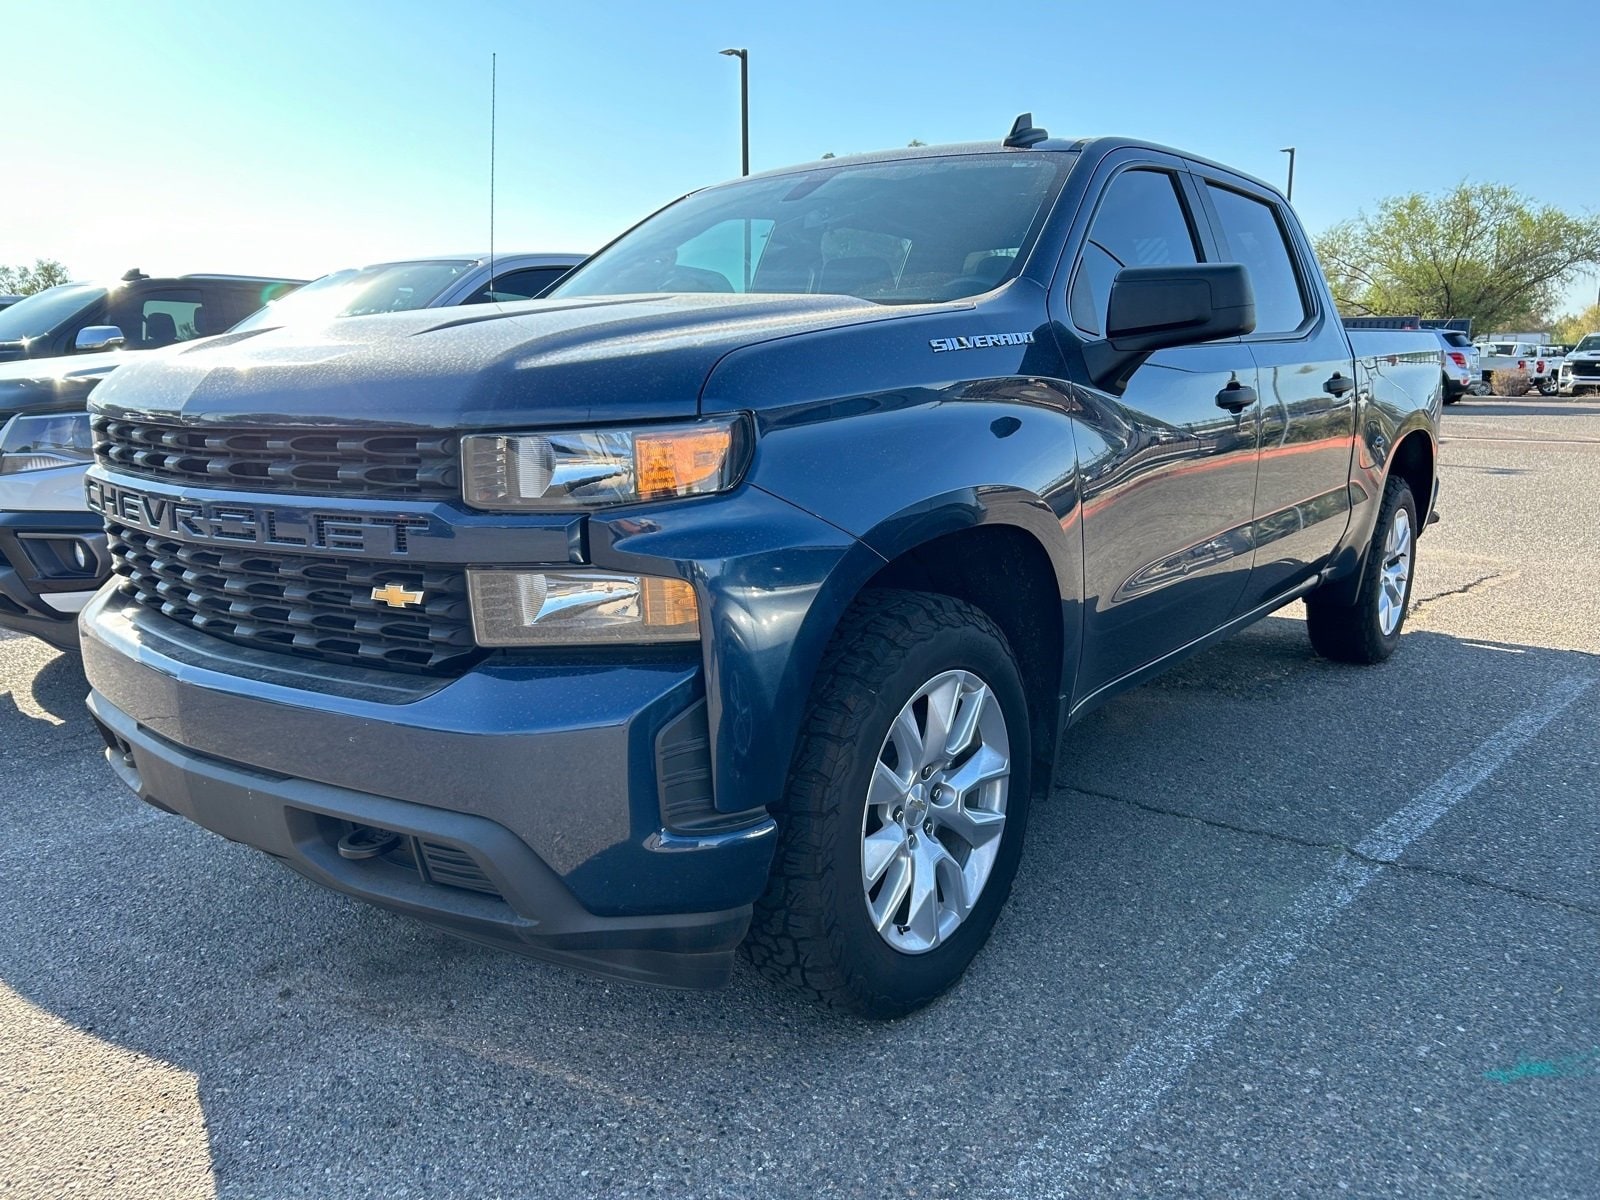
[467,569,699,645]
[0,411,94,475]
[460,418,745,510]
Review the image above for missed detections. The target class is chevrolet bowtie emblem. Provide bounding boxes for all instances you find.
[371,582,425,609]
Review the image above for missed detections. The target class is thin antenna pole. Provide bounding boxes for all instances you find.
[489,53,497,291]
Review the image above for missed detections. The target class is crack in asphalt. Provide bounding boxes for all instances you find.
[1409,570,1515,616]
[1081,788,1600,921]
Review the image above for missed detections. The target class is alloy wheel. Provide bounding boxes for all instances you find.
[860,669,1011,954]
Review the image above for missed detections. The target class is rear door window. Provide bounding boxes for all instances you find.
[1069,168,1201,338]
[1204,185,1309,335]
[109,288,204,348]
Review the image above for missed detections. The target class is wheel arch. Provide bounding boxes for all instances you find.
[830,500,1079,798]
[1388,427,1436,526]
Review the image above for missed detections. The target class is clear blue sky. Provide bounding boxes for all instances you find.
[5,0,1597,313]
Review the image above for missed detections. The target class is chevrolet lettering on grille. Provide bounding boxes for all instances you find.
[84,477,431,555]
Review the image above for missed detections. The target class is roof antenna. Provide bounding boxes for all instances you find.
[1003,112,1048,149]
[488,52,497,293]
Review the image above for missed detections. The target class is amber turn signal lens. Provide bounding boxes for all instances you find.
[634,426,734,501]
[641,575,699,629]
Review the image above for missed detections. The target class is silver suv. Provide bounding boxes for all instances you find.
[1436,329,1478,403]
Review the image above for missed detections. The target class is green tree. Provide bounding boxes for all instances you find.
[1313,184,1600,332]
[0,258,71,296]
[1553,301,1600,343]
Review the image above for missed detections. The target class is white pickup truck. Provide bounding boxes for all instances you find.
[1559,333,1600,396]
[1475,339,1560,395]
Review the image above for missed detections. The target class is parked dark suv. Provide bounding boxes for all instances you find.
[0,269,303,363]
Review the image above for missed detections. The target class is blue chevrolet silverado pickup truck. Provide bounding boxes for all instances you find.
[78,119,1441,1017]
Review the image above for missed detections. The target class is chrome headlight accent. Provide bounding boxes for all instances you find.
[467,569,700,646]
[0,411,94,475]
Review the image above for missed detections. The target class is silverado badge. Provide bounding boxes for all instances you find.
[371,582,425,609]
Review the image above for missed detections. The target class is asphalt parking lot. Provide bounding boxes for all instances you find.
[3,396,1598,1199]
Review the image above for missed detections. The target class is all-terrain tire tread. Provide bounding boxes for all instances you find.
[741,589,1016,1018]
[1305,476,1416,664]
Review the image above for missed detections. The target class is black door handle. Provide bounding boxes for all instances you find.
[1324,373,1355,396]
[1215,383,1257,412]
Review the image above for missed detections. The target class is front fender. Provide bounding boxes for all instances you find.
[589,396,1088,820]
[590,486,889,818]
[736,384,1085,658]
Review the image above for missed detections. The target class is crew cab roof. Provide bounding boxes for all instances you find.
[734,135,1284,201]
[173,273,310,283]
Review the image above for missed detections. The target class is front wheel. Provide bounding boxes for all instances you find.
[744,590,1032,1018]
[1305,475,1417,664]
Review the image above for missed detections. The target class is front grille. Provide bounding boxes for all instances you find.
[1569,361,1600,378]
[92,415,460,500]
[107,522,479,673]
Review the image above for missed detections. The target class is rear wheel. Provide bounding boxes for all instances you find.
[744,590,1032,1018]
[1305,475,1417,664]
[1537,377,1560,396]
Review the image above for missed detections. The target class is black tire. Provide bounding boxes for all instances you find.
[1305,475,1417,664]
[1537,378,1559,396]
[743,589,1033,1019]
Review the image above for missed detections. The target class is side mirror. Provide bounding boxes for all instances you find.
[1085,264,1256,390]
[74,325,126,353]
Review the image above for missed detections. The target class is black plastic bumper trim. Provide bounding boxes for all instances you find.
[0,509,110,648]
[89,692,753,991]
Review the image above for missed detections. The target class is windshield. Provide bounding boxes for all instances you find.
[1574,335,1600,353]
[551,154,1073,305]
[0,283,105,342]
[231,260,476,331]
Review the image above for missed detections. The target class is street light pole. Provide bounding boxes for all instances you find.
[1280,146,1296,202]
[719,48,749,176]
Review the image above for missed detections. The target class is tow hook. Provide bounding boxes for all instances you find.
[337,824,403,860]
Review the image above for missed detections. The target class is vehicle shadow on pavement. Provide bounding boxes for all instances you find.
[2,620,1597,1197]
[0,635,90,750]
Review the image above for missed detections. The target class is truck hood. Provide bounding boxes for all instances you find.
[0,350,126,422]
[90,293,938,429]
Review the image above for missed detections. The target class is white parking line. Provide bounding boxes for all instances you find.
[1003,674,1594,1197]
